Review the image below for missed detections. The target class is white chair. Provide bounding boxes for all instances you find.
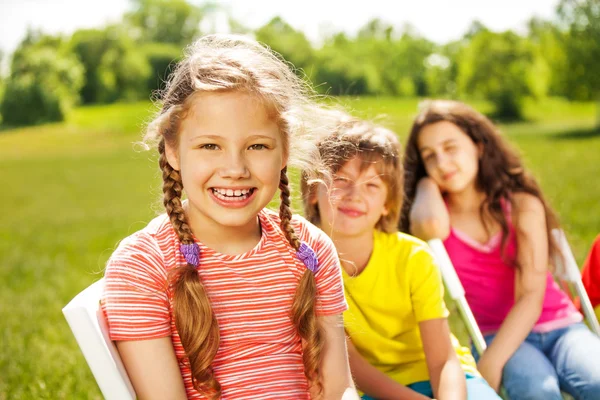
[429,231,596,400]
[427,239,488,355]
[552,229,600,336]
[62,278,136,400]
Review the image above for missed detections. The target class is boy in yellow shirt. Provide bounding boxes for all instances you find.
[301,115,500,400]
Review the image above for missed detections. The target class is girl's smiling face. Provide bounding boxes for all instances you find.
[314,156,389,239]
[417,121,481,195]
[166,91,286,236]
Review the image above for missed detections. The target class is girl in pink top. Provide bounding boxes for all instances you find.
[399,100,600,400]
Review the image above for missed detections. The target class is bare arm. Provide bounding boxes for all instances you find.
[116,337,188,400]
[319,314,361,400]
[346,339,430,400]
[476,193,548,391]
[420,318,466,400]
[409,177,450,241]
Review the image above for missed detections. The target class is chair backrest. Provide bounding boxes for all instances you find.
[551,229,600,336]
[62,278,136,400]
[427,239,487,355]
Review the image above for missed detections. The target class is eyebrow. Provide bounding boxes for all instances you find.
[188,134,278,142]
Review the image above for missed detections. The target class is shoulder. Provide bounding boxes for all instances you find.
[114,214,170,255]
[512,192,545,214]
[377,230,432,256]
[373,230,437,275]
[291,213,337,251]
[260,208,334,249]
[510,192,546,227]
[106,214,172,279]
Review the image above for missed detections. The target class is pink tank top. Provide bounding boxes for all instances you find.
[443,201,582,334]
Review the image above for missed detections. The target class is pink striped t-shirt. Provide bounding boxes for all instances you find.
[101,208,347,399]
[443,202,581,334]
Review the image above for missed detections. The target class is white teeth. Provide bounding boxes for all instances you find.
[212,188,253,199]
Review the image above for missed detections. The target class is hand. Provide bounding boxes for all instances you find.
[417,176,441,191]
[476,353,503,393]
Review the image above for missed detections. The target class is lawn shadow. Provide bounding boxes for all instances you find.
[549,127,600,141]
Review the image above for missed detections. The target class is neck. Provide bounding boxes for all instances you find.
[185,206,261,255]
[327,229,374,276]
[446,185,486,213]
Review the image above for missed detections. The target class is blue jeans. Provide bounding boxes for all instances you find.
[361,373,501,399]
[472,322,600,400]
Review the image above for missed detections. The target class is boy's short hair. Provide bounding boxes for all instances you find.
[301,115,403,233]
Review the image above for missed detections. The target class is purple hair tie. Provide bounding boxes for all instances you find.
[297,242,319,273]
[180,242,200,267]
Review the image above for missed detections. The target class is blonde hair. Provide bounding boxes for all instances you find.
[301,113,403,233]
[144,34,329,398]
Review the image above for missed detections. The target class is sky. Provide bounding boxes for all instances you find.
[0,0,561,57]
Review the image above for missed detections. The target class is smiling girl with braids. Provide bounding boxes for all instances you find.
[101,34,357,400]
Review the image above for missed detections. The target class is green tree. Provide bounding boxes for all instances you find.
[0,50,4,124]
[424,40,462,97]
[558,0,600,126]
[141,42,182,94]
[71,26,151,103]
[1,33,84,126]
[313,33,370,95]
[457,30,535,119]
[125,0,210,45]
[254,17,315,74]
[313,20,434,96]
[388,27,434,96]
[527,17,568,98]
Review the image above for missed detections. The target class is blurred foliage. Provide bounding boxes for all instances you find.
[141,42,183,95]
[70,27,151,104]
[124,0,213,45]
[2,0,600,126]
[255,17,315,74]
[1,30,84,126]
[0,50,4,124]
[456,30,536,119]
[558,0,600,103]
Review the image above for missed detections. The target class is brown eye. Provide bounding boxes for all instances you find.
[248,144,268,150]
[199,144,219,150]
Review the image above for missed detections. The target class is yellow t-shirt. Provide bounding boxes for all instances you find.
[342,230,478,386]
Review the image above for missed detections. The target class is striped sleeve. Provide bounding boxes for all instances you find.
[297,217,348,316]
[101,232,171,341]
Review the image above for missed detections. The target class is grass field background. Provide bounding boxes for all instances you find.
[1,97,598,398]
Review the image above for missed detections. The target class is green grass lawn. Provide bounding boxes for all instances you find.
[1,97,598,398]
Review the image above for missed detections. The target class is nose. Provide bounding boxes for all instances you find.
[436,151,452,172]
[342,182,362,202]
[219,150,250,179]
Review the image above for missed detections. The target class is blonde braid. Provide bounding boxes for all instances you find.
[280,167,324,395]
[158,139,222,399]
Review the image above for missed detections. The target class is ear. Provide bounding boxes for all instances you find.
[382,205,389,217]
[165,141,180,171]
[308,189,318,205]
